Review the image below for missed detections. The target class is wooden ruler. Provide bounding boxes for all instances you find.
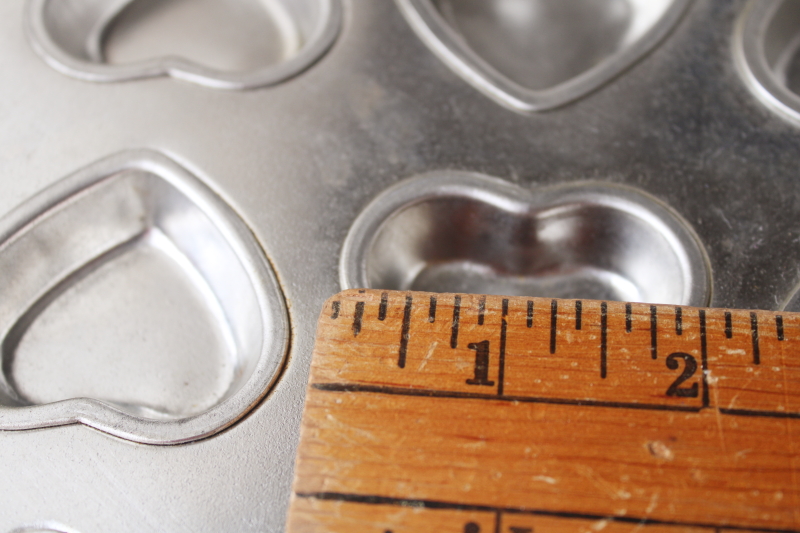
[287,289,800,532]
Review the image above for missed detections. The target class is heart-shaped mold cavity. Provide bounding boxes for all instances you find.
[394,0,691,112]
[25,0,341,89]
[0,150,289,444]
[341,173,711,305]
[735,1,800,125]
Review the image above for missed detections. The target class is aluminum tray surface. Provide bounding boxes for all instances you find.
[2,0,800,531]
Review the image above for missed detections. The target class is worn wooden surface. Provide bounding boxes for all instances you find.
[288,290,800,532]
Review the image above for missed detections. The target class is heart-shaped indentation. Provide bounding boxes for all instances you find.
[26,0,342,89]
[395,0,691,112]
[735,1,800,125]
[341,172,710,305]
[0,150,288,444]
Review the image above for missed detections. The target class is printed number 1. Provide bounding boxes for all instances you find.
[466,340,494,386]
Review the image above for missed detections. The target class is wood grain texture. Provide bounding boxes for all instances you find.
[288,290,800,532]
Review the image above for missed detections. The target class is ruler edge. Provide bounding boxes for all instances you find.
[287,289,800,532]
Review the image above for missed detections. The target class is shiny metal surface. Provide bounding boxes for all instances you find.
[0,151,289,445]
[1,0,800,531]
[26,0,342,89]
[9,524,76,533]
[396,0,692,111]
[735,0,800,126]
[341,172,711,305]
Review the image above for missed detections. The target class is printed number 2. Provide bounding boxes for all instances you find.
[665,352,698,398]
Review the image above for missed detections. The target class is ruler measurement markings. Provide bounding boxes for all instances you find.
[290,497,499,533]
[466,340,494,387]
[752,311,761,365]
[339,293,502,395]
[388,297,700,407]
[700,309,710,408]
[378,291,388,321]
[354,296,696,403]
[650,305,658,359]
[343,293,797,416]
[294,379,800,530]
[526,300,533,329]
[549,299,557,354]
[497,298,508,397]
[352,301,365,336]
[625,302,632,333]
[725,311,733,338]
[296,291,800,532]
[311,382,705,412]
[451,295,461,349]
[397,294,413,368]
[708,308,800,418]
[600,301,608,379]
[352,293,506,395]
[326,293,774,414]
[291,493,798,533]
[717,407,800,420]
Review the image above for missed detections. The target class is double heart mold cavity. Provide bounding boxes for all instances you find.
[341,172,711,306]
[0,150,289,444]
[395,0,692,113]
[735,1,800,125]
[26,0,342,89]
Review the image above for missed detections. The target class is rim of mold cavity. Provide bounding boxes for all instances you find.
[340,171,712,306]
[0,150,289,444]
[8,522,81,533]
[393,0,693,113]
[780,279,800,311]
[24,0,342,90]
[734,1,800,126]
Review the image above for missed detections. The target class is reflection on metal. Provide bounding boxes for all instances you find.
[3,0,800,529]
[735,1,800,125]
[0,150,289,444]
[25,0,342,89]
[341,172,711,306]
[8,523,80,533]
[782,277,800,312]
[395,0,692,112]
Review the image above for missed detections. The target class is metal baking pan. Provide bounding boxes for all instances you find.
[2,0,800,531]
